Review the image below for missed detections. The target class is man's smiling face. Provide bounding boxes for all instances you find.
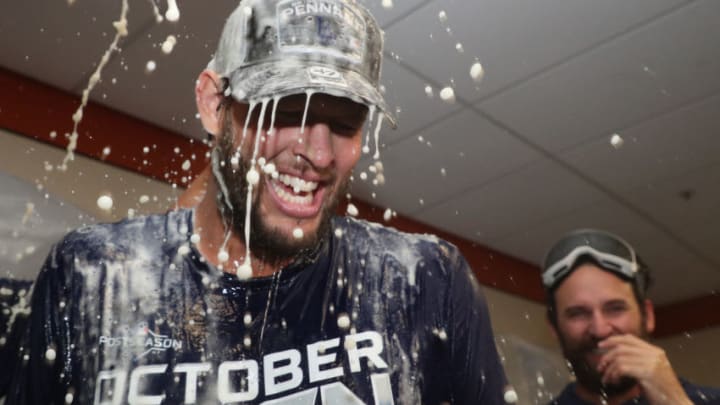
[215,93,367,264]
[553,263,649,396]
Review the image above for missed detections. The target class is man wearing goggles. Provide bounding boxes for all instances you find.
[541,229,719,405]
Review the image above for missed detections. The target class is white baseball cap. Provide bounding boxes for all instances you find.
[208,0,397,128]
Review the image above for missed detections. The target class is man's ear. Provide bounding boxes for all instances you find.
[643,299,656,334]
[195,70,225,136]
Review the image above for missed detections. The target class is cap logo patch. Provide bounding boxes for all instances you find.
[307,66,348,87]
[277,0,366,64]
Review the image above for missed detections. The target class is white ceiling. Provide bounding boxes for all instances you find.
[1,0,719,305]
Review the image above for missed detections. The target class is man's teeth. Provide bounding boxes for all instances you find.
[272,182,313,205]
[272,174,318,205]
[277,174,318,193]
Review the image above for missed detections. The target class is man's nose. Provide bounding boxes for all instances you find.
[293,122,334,169]
[588,312,614,339]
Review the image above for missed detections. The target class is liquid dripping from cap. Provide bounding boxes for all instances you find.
[234,101,257,163]
[210,148,234,268]
[268,96,280,135]
[363,105,377,154]
[237,98,270,279]
[300,90,315,134]
[372,112,384,160]
[213,95,286,278]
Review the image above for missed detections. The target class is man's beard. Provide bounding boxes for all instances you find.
[212,122,344,267]
[559,328,649,397]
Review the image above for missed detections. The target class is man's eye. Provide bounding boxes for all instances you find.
[566,309,590,320]
[605,304,627,315]
[332,122,362,135]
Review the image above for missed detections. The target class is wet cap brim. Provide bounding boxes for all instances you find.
[226,61,397,129]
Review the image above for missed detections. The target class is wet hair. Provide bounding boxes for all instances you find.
[545,255,653,328]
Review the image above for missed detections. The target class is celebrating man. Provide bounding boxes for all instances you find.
[541,229,720,405]
[6,0,508,403]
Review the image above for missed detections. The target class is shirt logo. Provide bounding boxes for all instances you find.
[98,322,182,359]
[94,331,395,405]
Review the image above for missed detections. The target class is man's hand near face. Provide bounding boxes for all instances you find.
[597,335,692,405]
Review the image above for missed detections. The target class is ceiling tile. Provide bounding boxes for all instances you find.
[621,161,720,269]
[479,0,720,152]
[413,158,605,244]
[350,109,542,215]
[673,213,720,272]
[623,162,720,232]
[489,197,720,305]
[359,0,429,28]
[560,93,720,192]
[377,59,462,145]
[0,0,153,92]
[385,0,685,102]
[89,1,239,139]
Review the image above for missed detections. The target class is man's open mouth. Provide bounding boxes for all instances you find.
[270,173,319,206]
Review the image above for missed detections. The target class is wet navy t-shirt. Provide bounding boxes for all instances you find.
[0,278,33,396]
[7,209,507,404]
[549,380,720,405]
